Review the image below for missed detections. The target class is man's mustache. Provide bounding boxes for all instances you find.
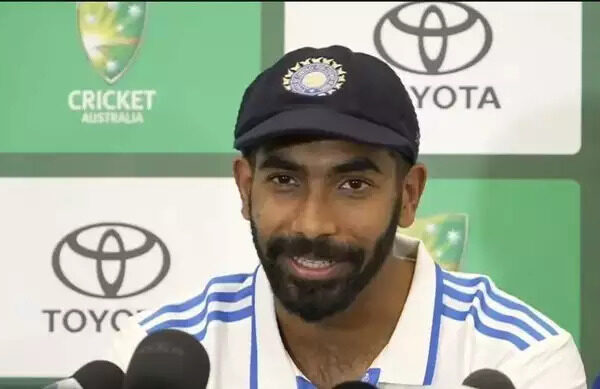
[265,235,365,265]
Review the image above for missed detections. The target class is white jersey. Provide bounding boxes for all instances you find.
[109,234,587,389]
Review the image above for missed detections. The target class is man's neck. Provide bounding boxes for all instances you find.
[275,256,416,387]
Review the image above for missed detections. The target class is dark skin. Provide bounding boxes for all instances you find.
[233,139,427,388]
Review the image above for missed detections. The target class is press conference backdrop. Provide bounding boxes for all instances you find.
[0,2,598,388]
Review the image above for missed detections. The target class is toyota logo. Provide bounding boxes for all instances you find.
[53,223,170,299]
[374,2,493,75]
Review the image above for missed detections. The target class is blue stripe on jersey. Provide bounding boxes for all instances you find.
[139,273,253,327]
[443,284,545,341]
[145,286,254,333]
[193,306,254,341]
[441,271,558,336]
[423,263,443,385]
[249,265,260,389]
[296,377,314,389]
[442,305,530,351]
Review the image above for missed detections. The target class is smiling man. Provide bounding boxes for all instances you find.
[110,46,586,388]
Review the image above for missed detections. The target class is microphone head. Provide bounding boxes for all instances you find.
[462,369,515,389]
[333,381,377,389]
[123,329,210,389]
[72,360,124,389]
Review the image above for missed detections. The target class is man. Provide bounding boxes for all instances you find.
[110,46,586,388]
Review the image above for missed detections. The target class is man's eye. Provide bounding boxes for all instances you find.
[271,175,297,186]
[340,179,370,191]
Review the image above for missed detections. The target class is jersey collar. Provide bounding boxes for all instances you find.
[254,264,298,389]
[372,233,441,385]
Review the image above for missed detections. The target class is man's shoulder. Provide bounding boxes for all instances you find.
[137,270,256,337]
[434,268,586,387]
[109,269,257,371]
[436,267,567,355]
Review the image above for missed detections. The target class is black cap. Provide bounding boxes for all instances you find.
[233,45,420,163]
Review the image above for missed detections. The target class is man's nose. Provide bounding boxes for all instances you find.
[290,190,337,239]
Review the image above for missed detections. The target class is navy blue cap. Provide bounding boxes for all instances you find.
[233,45,420,163]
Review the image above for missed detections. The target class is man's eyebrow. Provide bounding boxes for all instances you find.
[332,157,382,174]
[258,154,303,172]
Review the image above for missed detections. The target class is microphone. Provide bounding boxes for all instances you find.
[333,382,376,388]
[462,369,516,389]
[42,360,124,389]
[123,329,210,389]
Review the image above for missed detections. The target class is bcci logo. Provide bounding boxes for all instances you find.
[77,2,146,84]
[68,2,156,125]
[283,57,347,97]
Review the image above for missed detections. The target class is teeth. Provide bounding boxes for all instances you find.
[292,256,334,269]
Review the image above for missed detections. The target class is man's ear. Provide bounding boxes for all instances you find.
[233,156,253,221]
[398,163,427,228]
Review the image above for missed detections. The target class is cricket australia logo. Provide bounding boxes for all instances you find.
[68,2,156,125]
[78,1,146,84]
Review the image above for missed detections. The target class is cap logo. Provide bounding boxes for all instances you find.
[282,57,346,96]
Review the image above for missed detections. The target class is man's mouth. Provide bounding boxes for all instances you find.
[284,255,353,280]
[292,256,335,269]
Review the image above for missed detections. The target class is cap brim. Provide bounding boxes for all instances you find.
[234,107,416,163]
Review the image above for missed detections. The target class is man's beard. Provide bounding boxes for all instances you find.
[250,199,402,322]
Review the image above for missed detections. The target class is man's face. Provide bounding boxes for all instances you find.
[240,139,404,321]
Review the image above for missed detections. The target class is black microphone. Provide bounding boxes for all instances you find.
[333,381,377,388]
[42,360,124,389]
[123,329,210,389]
[462,369,516,389]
